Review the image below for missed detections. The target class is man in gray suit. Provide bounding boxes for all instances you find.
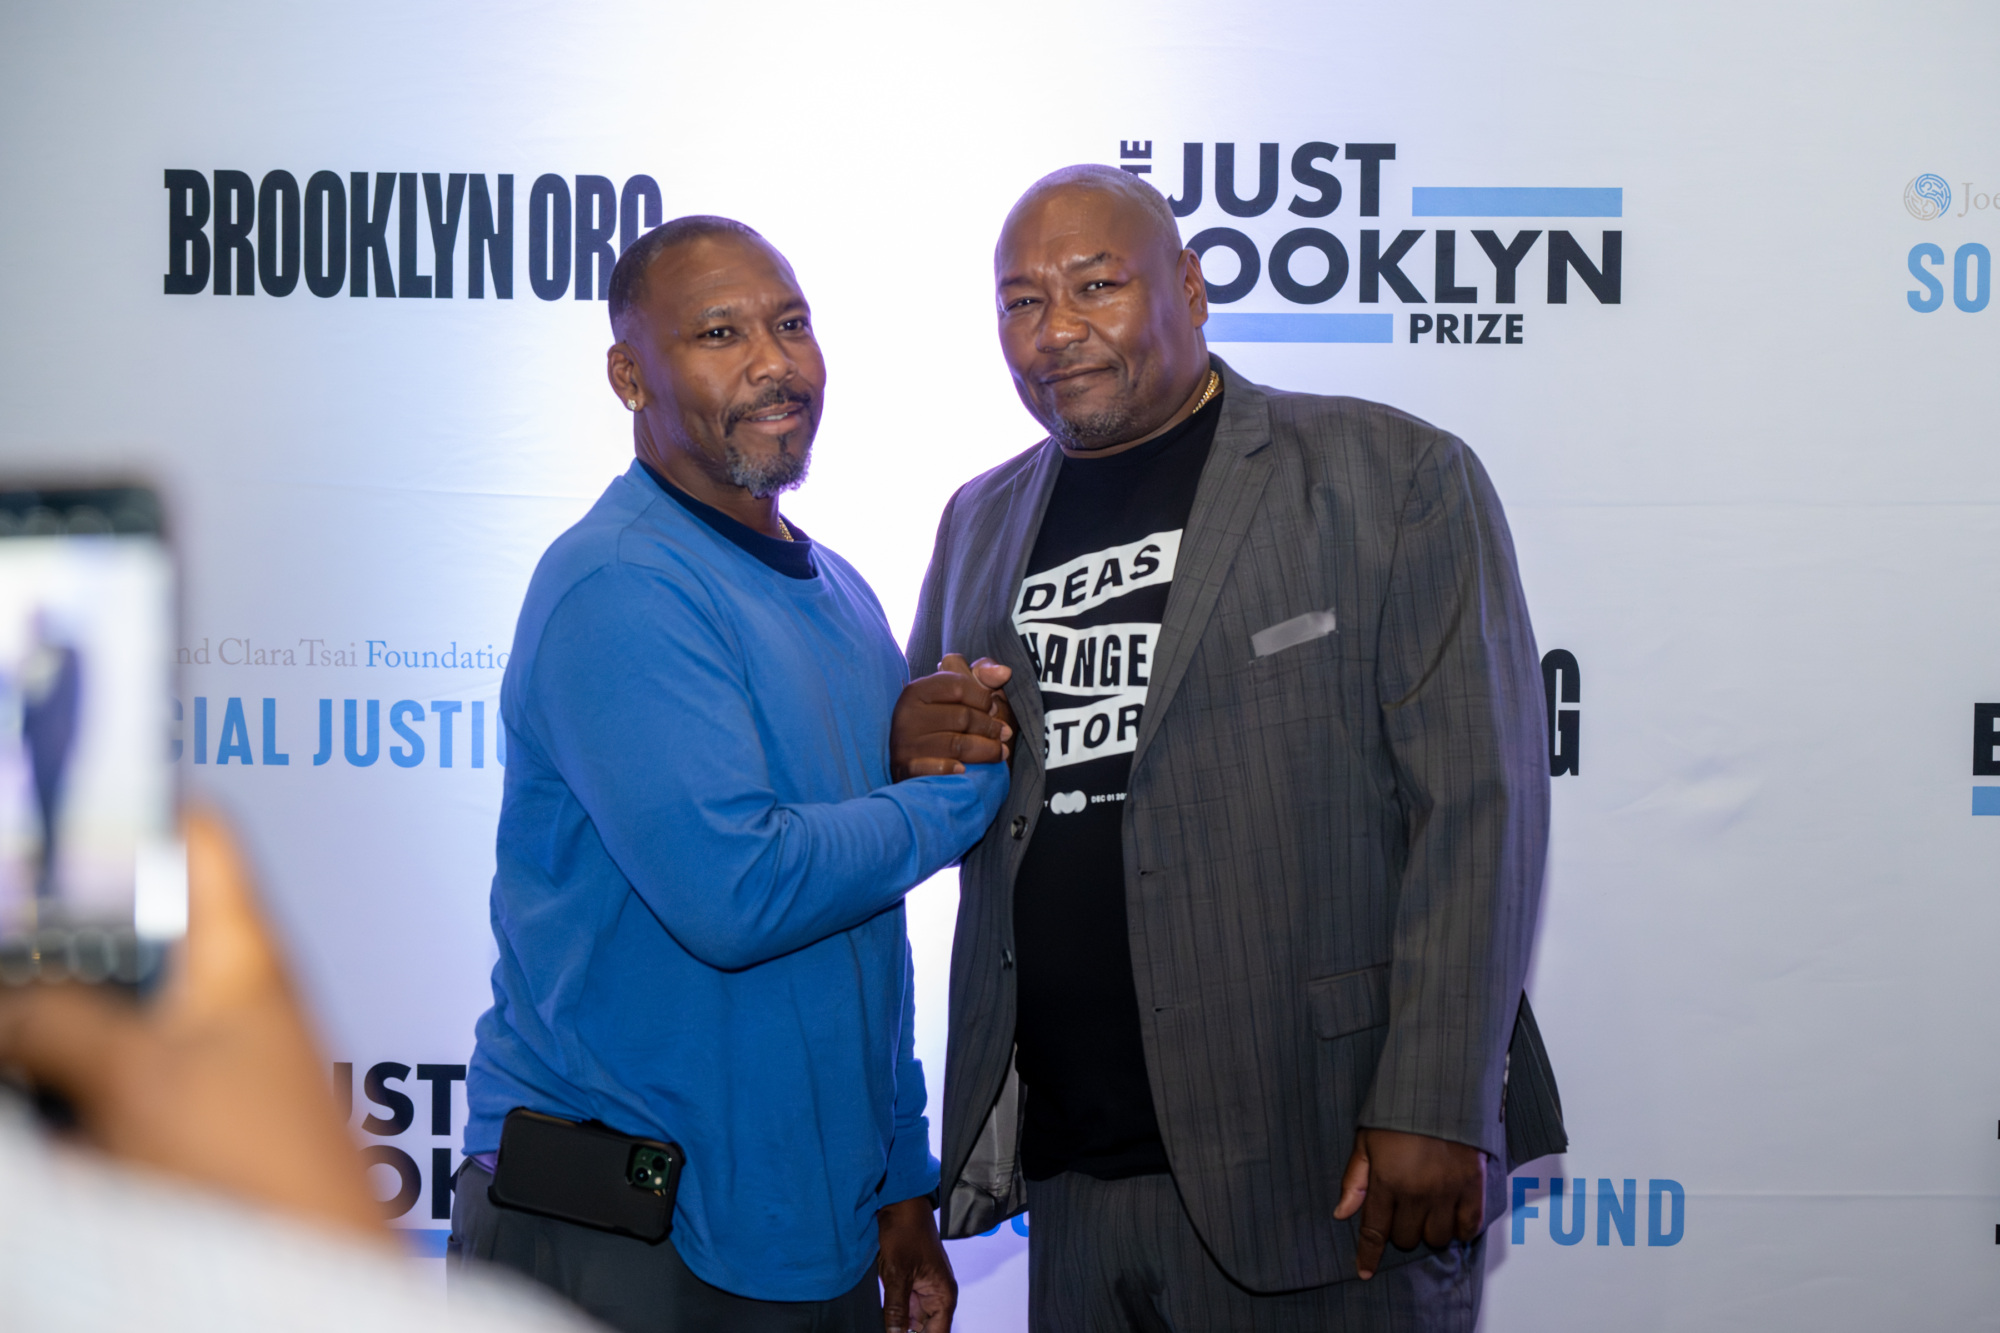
[899,166,1565,1330]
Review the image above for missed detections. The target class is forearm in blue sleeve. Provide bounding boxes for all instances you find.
[529,566,1008,971]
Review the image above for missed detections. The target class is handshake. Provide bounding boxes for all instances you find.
[889,654,1019,782]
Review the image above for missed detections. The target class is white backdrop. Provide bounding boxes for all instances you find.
[2,1,1998,1327]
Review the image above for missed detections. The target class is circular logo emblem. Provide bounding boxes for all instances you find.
[1905,174,1951,221]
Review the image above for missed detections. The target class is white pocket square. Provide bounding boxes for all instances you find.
[1251,609,1338,658]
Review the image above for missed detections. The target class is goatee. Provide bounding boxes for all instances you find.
[725,443,811,498]
[1047,401,1143,452]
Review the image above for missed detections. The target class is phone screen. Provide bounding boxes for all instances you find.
[0,486,178,983]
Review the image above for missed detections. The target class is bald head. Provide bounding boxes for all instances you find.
[998,164,1183,272]
[993,164,1211,454]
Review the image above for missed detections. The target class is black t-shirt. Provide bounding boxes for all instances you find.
[1011,388,1221,1180]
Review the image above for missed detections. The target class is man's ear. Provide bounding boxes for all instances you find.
[607,342,645,410]
[1181,248,1209,328]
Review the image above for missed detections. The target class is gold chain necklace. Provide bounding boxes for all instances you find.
[775,515,793,542]
[1193,369,1221,413]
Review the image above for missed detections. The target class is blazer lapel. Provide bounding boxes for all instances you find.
[1130,357,1274,772]
[980,440,1065,781]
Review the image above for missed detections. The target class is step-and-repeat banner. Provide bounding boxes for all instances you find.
[3,1,1996,1327]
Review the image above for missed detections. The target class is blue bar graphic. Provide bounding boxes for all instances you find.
[399,1228,452,1258]
[1973,787,2000,815]
[1411,187,1623,217]
[1205,313,1393,343]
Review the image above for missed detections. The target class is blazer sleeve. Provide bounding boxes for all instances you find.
[1357,432,1550,1159]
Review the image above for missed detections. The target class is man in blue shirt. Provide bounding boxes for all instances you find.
[451,216,1015,1333]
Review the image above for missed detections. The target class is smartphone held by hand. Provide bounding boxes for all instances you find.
[0,483,179,988]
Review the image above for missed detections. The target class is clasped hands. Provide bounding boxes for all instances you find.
[890,653,1017,781]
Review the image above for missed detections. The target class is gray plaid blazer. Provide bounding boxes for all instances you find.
[907,357,1564,1293]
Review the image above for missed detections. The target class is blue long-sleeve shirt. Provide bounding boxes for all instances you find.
[466,462,1008,1300]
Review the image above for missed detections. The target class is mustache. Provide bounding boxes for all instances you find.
[724,386,815,432]
[1034,352,1122,384]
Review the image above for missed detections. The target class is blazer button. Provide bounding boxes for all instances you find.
[1002,949,1015,970]
[1010,815,1027,839]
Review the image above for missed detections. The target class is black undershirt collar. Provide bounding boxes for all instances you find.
[637,460,817,580]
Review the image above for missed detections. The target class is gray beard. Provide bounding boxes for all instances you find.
[724,443,811,498]
[1048,402,1144,452]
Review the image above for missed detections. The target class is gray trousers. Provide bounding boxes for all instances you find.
[1025,1172,1484,1333]
[448,1161,881,1333]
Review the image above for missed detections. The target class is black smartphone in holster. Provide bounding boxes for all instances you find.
[488,1107,685,1244]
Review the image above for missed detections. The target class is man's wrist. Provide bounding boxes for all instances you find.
[878,1193,939,1223]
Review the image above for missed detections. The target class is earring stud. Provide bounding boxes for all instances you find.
[627,397,639,411]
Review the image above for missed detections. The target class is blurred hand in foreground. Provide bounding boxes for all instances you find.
[0,811,385,1240]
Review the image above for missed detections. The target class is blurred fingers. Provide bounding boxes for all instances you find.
[176,809,289,1018]
[0,985,141,1119]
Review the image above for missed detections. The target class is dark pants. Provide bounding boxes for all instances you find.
[1025,1172,1484,1333]
[448,1161,881,1333]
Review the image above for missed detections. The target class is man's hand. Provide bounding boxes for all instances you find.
[1332,1127,1486,1279]
[890,653,1016,780]
[0,812,386,1241]
[878,1195,956,1332]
